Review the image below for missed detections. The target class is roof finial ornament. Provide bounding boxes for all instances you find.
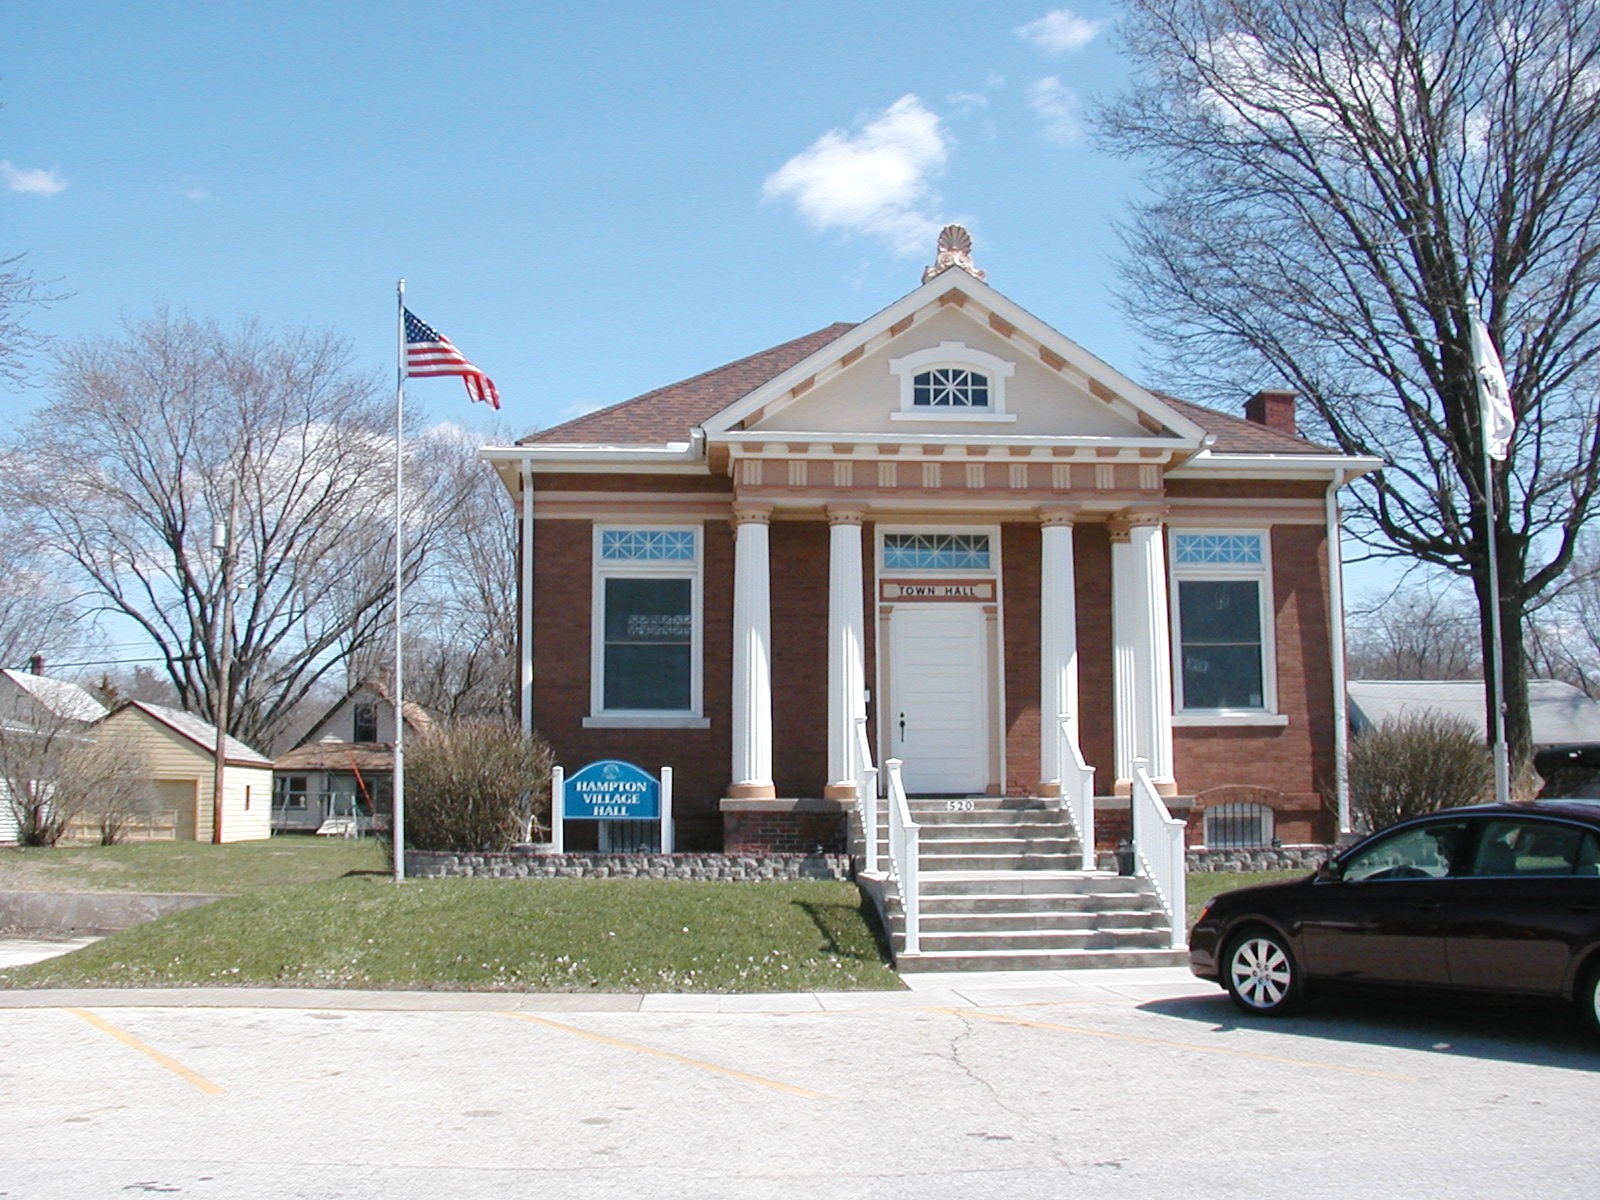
[922,224,986,284]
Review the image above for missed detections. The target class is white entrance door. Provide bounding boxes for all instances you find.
[886,604,989,794]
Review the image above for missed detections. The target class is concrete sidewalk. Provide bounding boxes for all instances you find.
[0,934,1210,1012]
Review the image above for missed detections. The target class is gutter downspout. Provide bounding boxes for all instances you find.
[1325,469,1351,836]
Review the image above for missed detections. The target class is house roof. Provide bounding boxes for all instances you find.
[0,669,106,724]
[287,680,435,753]
[1348,679,1600,747]
[524,324,857,447]
[521,321,1334,456]
[107,700,273,767]
[275,739,397,773]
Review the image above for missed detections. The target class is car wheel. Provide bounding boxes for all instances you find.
[1224,929,1301,1015]
[1582,964,1600,1039]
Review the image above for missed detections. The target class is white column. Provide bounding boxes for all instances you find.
[730,504,776,798]
[1038,507,1079,794]
[826,506,867,799]
[1112,511,1175,789]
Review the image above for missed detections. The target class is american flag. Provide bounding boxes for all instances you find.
[403,309,500,409]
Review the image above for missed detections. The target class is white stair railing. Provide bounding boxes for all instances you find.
[1056,713,1096,871]
[1130,757,1187,949]
[852,716,880,875]
[884,757,921,954]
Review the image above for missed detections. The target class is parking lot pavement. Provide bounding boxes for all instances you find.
[0,934,98,969]
[2,970,1597,1199]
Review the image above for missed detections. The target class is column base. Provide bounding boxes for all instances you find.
[1113,777,1179,797]
[725,782,778,800]
[822,781,858,801]
[1035,780,1062,799]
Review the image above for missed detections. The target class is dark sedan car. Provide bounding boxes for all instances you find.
[1189,800,1600,1034]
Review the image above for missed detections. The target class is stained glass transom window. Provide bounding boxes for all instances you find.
[884,533,992,571]
[1174,533,1263,566]
[912,368,990,408]
[600,529,697,562]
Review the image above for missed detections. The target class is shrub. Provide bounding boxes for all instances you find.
[1348,712,1493,831]
[404,719,553,852]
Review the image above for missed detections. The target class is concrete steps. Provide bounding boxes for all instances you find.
[855,797,1182,972]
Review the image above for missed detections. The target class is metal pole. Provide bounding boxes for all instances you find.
[393,280,408,881]
[1483,427,1512,804]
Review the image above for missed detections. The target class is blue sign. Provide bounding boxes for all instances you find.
[564,759,660,821]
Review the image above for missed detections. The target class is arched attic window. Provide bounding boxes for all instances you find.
[888,341,1017,422]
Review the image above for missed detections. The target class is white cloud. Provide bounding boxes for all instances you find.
[2,161,67,197]
[763,95,950,256]
[1017,9,1104,54]
[1028,77,1085,145]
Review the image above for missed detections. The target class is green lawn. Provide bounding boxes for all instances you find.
[0,876,902,993]
[1185,869,1306,928]
[0,836,387,894]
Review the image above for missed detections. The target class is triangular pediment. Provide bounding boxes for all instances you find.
[701,269,1207,450]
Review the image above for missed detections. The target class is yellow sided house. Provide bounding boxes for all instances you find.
[98,701,273,842]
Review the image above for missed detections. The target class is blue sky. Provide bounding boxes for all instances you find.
[4,2,1154,438]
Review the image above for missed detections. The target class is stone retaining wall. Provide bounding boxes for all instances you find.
[405,849,851,882]
[1184,845,1333,873]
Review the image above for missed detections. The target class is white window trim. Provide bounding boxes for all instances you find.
[588,524,704,725]
[888,341,1017,422]
[1169,528,1279,719]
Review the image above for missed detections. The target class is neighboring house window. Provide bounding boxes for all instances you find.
[1171,531,1275,712]
[353,702,378,743]
[1204,802,1274,850]
[591,526,702,719]
[888,341,1015,420]
[275,775,308,810]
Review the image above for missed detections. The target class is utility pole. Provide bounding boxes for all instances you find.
[211,472,240,844]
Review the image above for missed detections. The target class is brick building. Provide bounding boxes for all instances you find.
[484,230,1379,856]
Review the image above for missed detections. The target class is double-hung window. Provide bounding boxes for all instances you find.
[1171,531,1276,716]
[588,527,704,726]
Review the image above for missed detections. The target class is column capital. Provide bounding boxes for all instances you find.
[732,501,774,526]
[1036,504,1079,528]
[825,503,867,526]
[1106,506,1168,541]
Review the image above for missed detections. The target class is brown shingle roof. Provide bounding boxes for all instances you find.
[523,324,858,446]
[519,320,1336,457]
[1158,394,1336,455]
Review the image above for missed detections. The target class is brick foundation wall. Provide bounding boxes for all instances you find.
[723,809,849,855]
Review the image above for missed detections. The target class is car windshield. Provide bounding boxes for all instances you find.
[1342,820,1471,882]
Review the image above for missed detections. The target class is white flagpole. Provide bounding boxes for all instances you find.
[393,280,408,882]
[1472,311,1513,804]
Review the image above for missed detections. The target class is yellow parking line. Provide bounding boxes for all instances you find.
[941,1009,1417,1082]
[67,1009,226,1096]
[501,1012,835,1101]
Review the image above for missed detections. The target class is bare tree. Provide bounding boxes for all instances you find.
[1346,587,1482,680]
[1099,0,1600,771]
[0,310,448,750]
[0,505,83,671]
[0,706,149,846]
[0,252,60,386]
[350,425,517,721]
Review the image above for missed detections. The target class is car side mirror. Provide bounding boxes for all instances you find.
[1316,859,1342,883]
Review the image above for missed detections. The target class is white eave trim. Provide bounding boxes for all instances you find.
[711,430,1202,453]
[481,443,706,471]
[1167,452,1383,481]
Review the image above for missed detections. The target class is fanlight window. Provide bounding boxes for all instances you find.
[912,367,990,409]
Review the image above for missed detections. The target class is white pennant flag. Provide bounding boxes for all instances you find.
[1470,315,1515,461]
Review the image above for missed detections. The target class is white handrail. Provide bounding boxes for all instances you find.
[852,715,880,875]
[885,757,920,954]
[1056,713,1096,871]
[1130,757,1187,949]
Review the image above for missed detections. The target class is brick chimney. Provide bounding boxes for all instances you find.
[29,653,44,676]
[1244,389,1298,435]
